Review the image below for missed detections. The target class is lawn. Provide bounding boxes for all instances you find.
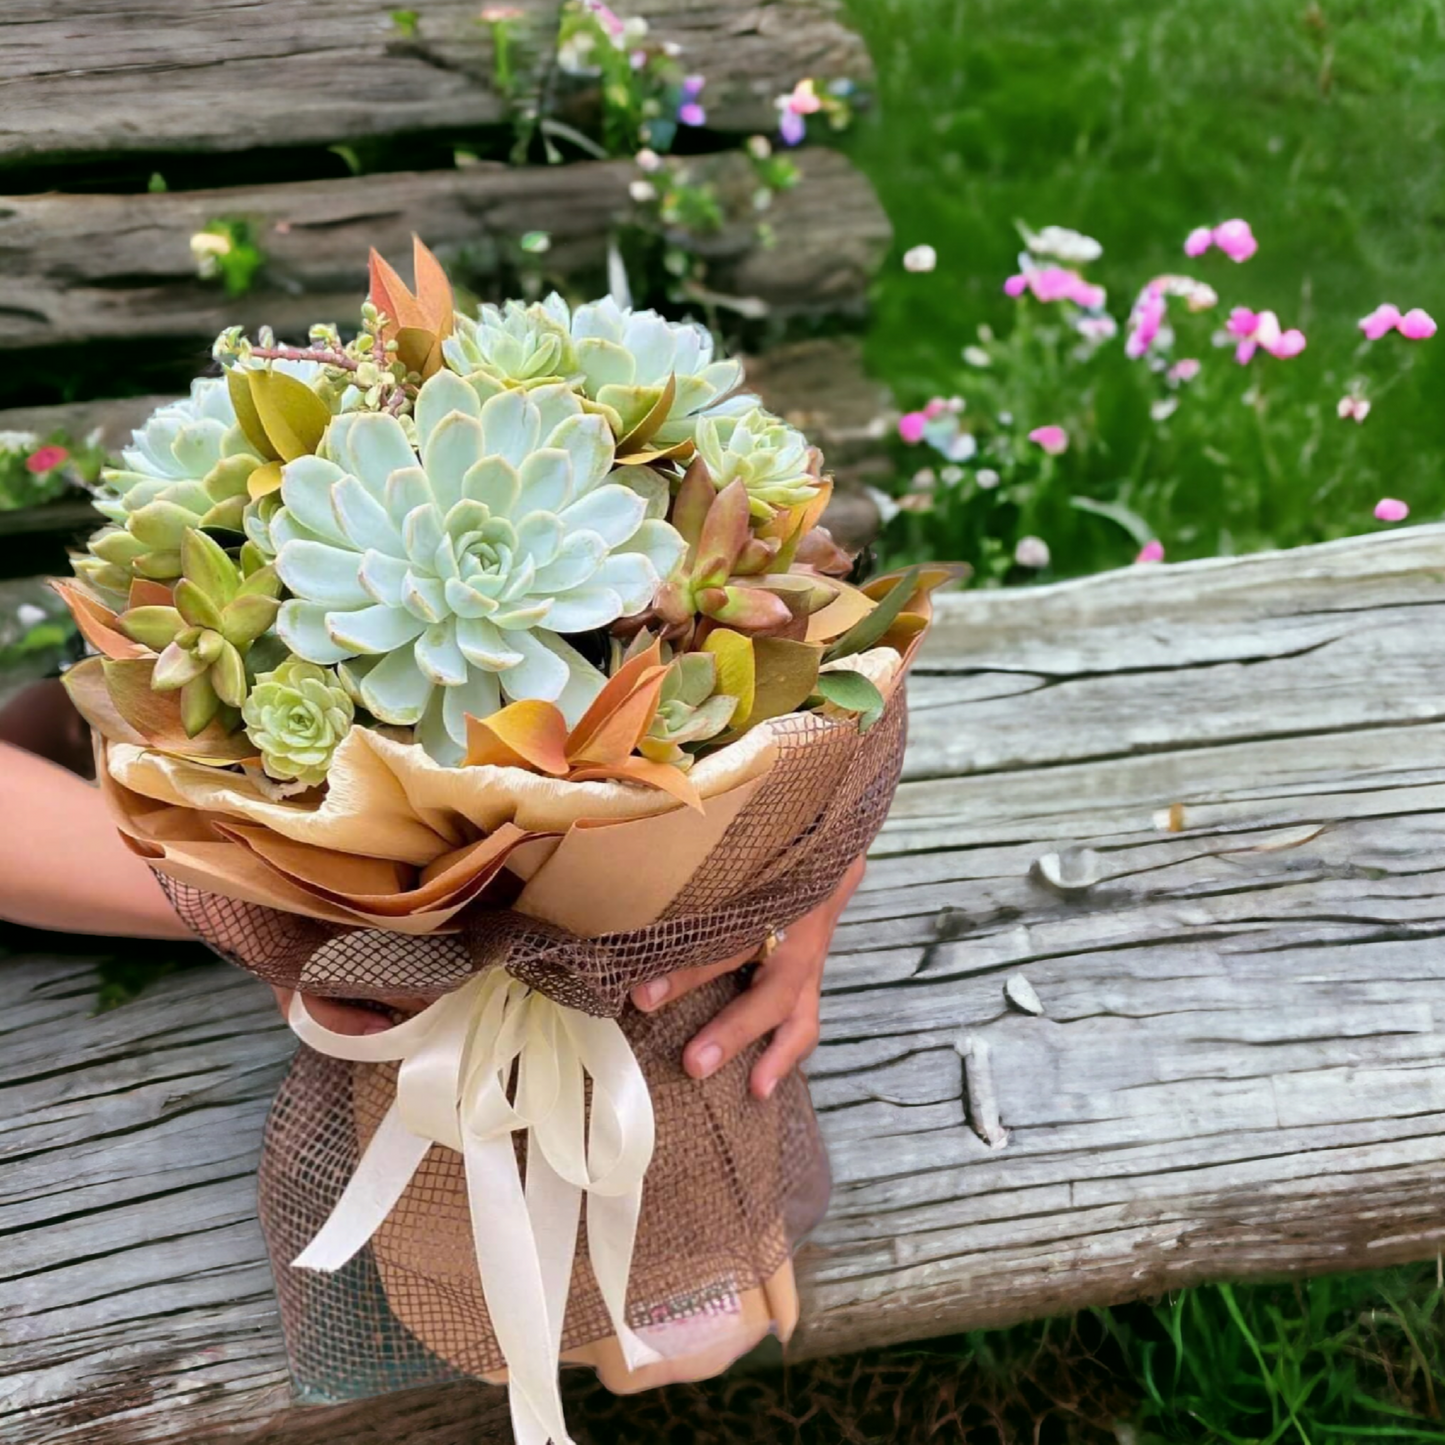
[841,0,1445,579]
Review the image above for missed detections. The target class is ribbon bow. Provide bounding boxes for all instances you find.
[288,969,660,1445]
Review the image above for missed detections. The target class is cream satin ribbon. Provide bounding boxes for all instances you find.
[287,970,661,1445]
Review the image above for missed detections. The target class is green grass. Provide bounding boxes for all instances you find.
[841,0,1445,578]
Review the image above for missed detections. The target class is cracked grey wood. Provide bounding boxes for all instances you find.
[7,525,1445,1442]
[0,147,887,351]
[0,1,867,165]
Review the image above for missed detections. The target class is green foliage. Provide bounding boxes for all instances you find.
[1106,1269,1445,1443]
[191,218,266,298]
[845,0,1445,580]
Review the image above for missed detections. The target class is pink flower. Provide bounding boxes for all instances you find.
[1270,327,1307,359]
[1125,283,1167,359]
[922,397,949,420]
[1399,308,1437,340]
[1169,358,1202,383]
[783,78,823,115]
[1375,498,1409,523]
[1337,396,1371,423]
[1184,226,1214,258]
[584,0,626,37]
[1231,309,1305,363]
[1212,219,1258,263]
[1227,306,1260,338]
[897,411,929,445]
[25,445,68,473]
[1028,424,1069,455]
[678,102,707,127]
[1004,266,1104,310]
[1135,540,1165,564]
[1359,304,1402,340]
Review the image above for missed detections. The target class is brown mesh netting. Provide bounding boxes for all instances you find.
[156,696,906,1402]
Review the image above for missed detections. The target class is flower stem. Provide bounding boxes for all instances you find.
[250,345,359,372]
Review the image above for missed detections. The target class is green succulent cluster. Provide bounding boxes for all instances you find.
[640,653,738,769]
[242,657,354,787]
[117,530,281,736]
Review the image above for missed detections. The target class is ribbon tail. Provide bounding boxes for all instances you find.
[587,1184,662,1370]
[526,1139,583,1359]
[464,1130,575,1445]
[292,1105,433,1272]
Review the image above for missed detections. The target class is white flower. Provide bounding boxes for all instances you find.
[272,371,685,764]
[629,179,658,203]
[1026,225,1103,264]
[635,147,663,172]
[1014,535,1050,568]
[903,244,937,273]
[977,468,1000,489]
[962,345,992,368]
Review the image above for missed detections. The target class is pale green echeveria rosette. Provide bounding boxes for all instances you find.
[565,296,753,449]
[77,360,331,604]
[242,656,354,788]
[693,404,818,519]
[441,294,579,398]
[443,293,753,452]
[270,369,687,765]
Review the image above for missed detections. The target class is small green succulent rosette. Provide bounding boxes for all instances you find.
[242,656,355,788]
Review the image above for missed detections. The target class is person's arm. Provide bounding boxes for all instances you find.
[0,741,192,939]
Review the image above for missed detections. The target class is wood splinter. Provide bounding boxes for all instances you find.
[953,1034,1010,1149]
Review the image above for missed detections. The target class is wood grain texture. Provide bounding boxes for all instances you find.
[0,148,887,350]
[7,525,1445,1441]
[0,1,867,164]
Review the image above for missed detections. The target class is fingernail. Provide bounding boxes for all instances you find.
[759,1075,777,1099]
[692,1042,723,1077]
[636,979,669,1010]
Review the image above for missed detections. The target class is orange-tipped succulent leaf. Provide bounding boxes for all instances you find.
[368,236,455,378]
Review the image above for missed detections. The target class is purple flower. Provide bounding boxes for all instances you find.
[779,109,806,146]
[678,101,707,127]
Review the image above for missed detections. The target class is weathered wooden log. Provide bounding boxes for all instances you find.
[0,148,887,351]
[0,1,867,166]
[9,525,1445,1443]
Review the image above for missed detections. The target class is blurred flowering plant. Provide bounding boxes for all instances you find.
[0,429,105,511]
[876,217,1438,583]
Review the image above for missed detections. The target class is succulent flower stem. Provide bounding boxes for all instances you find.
[249,345,360,373]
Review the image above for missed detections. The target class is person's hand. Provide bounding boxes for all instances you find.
[629,854,866,1100]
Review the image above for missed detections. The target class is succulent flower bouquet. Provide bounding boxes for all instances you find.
[54,240,951,1441]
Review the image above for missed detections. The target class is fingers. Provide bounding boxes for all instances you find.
[629,853,867,1015]
[750,1000,822,1101]
[682,955,802,1085]
[629,943,755,1013]
[270,985,423,1036]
